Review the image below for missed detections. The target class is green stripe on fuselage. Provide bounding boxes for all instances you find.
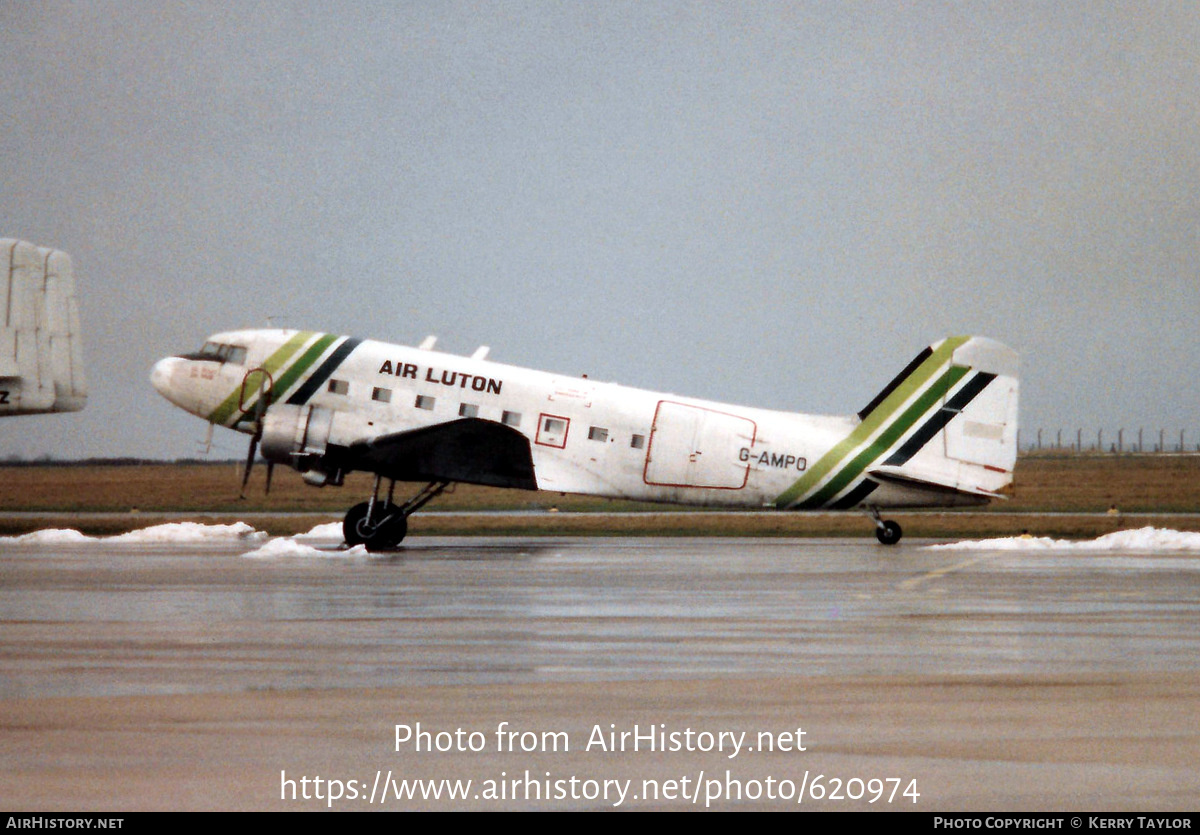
[793,365,968,508]
[207,330,315,426]
[264,332,339,405]
[773,336,969,508]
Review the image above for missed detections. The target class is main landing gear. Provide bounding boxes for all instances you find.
[867,506,903,545]
[343,477,451,552]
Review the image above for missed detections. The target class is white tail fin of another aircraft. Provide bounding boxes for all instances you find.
[0,238,88,415]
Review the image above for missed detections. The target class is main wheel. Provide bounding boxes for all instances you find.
[875,520,902,545]
[364,513,408,553]
[343,501,407,549]
[343,501,372,546]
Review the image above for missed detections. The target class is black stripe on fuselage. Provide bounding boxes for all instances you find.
[881,371,996,468]
[857,346,933,421]
[285,337,363,406]
[830,478,880,510]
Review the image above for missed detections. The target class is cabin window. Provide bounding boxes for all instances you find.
[328,379,349,395]
[631,434,645,449]
[415,395,435,411]
[372,387,391,403]
[536,414,570,448]
[502,410,522,427]
[459,403,478,418]
[225,346,247,365]
[588,426,608,442]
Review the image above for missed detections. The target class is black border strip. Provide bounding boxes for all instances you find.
[857,346,933,421]
[830,478,880,509]
[882,372,996,467]
[285,337,363,406]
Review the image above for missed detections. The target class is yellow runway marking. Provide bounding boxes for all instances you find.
[900,554,997,591]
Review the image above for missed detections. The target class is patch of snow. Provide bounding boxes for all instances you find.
[295,522,344,540]
[109,522,267,543]
[241,538,367,559]
[930,526,1200,552]
[3,528,95,544]
[1,522,268,546]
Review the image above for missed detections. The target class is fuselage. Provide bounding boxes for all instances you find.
[152,328,1014,510]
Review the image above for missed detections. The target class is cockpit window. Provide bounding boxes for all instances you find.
[180,341,248,365]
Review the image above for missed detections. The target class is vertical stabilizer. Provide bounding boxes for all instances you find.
[776,336,1018,509]
[0,238,87,415]
[868,336,1019,501]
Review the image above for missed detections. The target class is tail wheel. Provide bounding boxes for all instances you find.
[875,520,902,545]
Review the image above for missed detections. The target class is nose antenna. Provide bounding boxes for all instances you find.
[197,422,213,456]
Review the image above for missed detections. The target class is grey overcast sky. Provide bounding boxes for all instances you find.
[2,1,1198,461]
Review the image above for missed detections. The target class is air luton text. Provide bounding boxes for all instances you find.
[379,361,502,395]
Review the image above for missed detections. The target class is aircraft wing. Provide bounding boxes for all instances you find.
[341,418,538,490]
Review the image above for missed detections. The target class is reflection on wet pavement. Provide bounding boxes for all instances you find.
[2,536,1199,698]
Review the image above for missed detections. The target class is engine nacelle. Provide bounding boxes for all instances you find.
[260,404,334,472]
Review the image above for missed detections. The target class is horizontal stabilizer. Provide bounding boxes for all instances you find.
[868,465,1006,499]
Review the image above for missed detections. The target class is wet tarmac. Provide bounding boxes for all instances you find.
[5,533,1200,810]
[3,535,1199,699]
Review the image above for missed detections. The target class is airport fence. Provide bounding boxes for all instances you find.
[1019,428,1199,454]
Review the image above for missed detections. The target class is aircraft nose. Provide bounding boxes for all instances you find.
[150,357,181,399]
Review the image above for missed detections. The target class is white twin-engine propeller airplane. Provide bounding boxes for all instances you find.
[151,330,1018,549]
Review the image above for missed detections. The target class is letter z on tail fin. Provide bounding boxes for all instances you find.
[775,336,1019,510]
